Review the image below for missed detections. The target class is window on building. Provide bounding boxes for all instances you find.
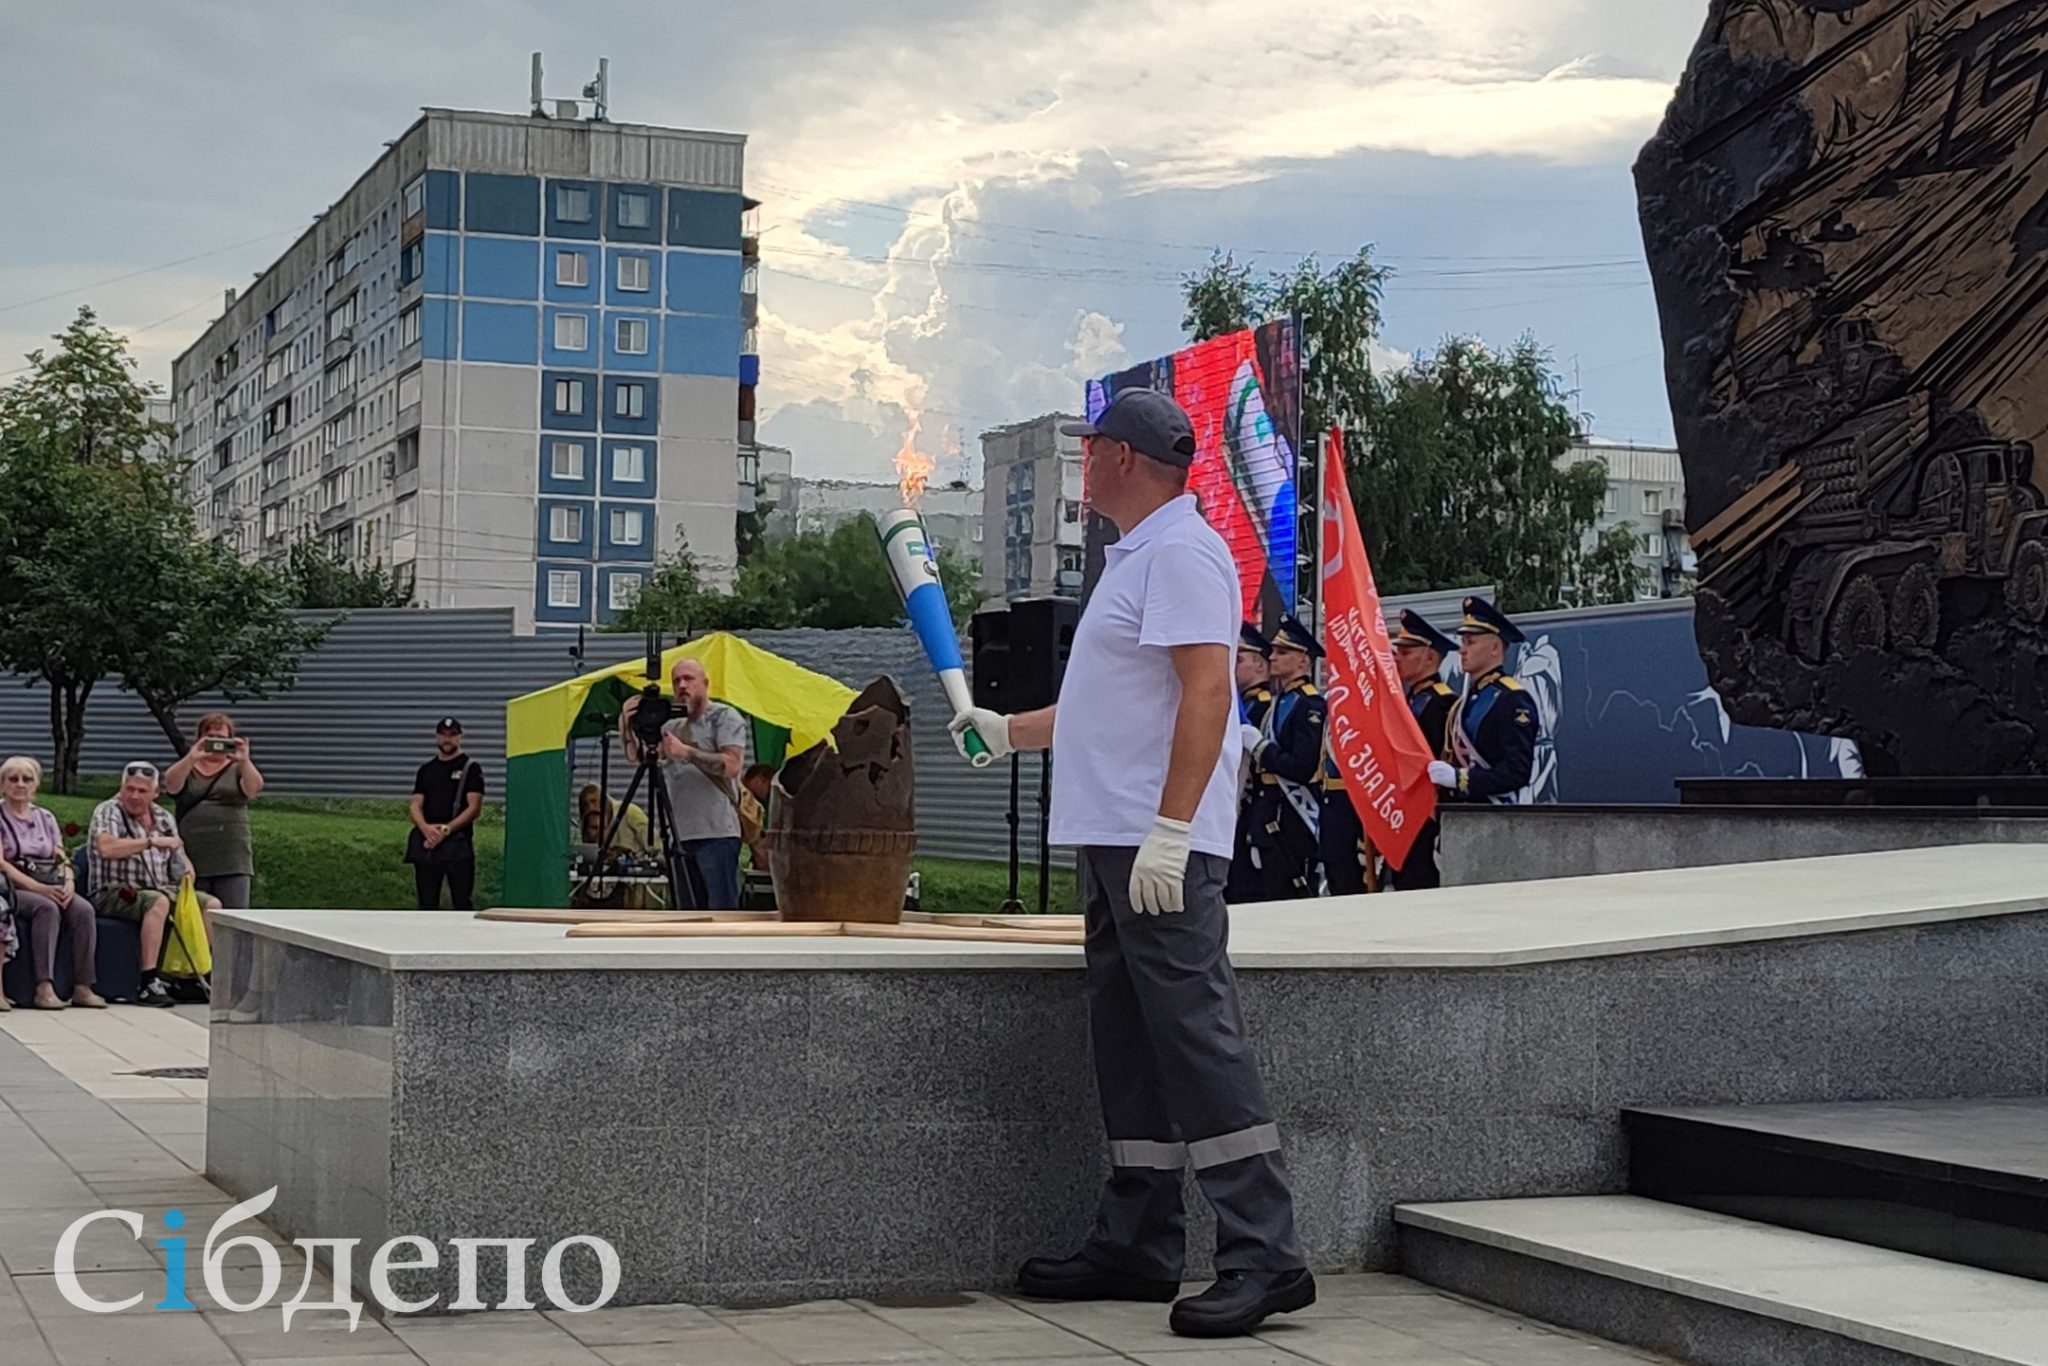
[397,368,422,411]
[555,378,587,415]
[1643,489,1662,514]
[399,304,421,348]
[608,575,641,611]
[551,441,585,481]
[1059,548,1083,573]
[554,314,589,351]
[556,186,592,223]
[1604,488,1619,514]
[742,264,759,295]
[549,505,584,542]
[614,383,645,419]
[400,241,423,285]
[547,570,581,608]
[611,444,646,483]
[617,255,650,293]
[610,507,645,546]
[555,250,588,288]
[616,191,652,229]
[616,317,648,355]
[403,176,425,219]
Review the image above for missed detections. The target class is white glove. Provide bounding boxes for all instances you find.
[1427,760,1458,789]
[1238,723,1262,758]
[1129,816,1192,915]
[948,707,1014,762]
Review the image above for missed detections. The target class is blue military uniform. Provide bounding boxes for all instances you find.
[1227,623,1275,905]
[1387,611,1457,890]
[1244,618,1325,902]
[1442,596,1540,804]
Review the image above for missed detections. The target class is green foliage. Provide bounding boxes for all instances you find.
[0,307,326,784]
[1181,253,1629,610]
[618,516,984,635]
[1579,523,1650,607]
[283,540,414,608]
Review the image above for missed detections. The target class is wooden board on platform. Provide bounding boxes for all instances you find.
[479,908,777,926]
[902,913,1084,931]
[565,921,845,938]
[844,921,1083,945]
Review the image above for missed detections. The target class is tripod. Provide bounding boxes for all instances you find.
[584,733,701,911]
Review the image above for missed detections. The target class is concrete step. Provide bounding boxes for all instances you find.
[1396,1194,2048,1366]
[1626,1099,2048,1283]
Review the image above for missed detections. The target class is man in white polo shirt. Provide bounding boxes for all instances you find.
[950,388,1312,1339]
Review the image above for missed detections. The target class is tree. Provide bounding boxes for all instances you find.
[0,308,330,782]
[1181,253,1626,610]
[616,517,985,635]
[109,535,331,754]
[1579,524,1649,606]
[283,540,414,608]
[0,308,173,790]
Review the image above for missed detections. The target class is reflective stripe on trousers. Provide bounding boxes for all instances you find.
[1110,1122,1284,1173]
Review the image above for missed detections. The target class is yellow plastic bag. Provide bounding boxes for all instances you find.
[160,875,213,979]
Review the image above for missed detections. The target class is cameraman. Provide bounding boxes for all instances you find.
[620,657,747,909]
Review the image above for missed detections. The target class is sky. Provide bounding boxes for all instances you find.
[0,0,1711,484]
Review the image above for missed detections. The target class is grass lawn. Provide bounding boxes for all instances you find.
[40,783,1074,917]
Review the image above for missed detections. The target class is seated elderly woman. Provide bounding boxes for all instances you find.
[0,756,104,1011]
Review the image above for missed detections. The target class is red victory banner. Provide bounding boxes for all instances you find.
[1319,429,1438,870]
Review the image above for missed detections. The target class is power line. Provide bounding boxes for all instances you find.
[0,227,301,316]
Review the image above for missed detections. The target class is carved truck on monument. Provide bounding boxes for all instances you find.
[1695,389,2048,662]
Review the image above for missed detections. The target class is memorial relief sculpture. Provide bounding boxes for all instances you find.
[1638,0,2048,772]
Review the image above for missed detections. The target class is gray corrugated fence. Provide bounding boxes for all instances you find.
[0,589,1486,865]
[0,609,1042,864]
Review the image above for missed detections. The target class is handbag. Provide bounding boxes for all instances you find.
[0,811,63,885]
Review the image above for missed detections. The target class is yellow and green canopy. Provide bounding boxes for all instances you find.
[503,633,857,907]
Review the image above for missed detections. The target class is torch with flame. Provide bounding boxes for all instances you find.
[894,409,936,505]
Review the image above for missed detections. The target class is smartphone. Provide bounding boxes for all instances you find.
[203,738,237,755]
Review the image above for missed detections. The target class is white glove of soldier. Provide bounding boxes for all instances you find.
[1129,815,1192,915]
[1427,760,1458,789]
[948,707,1015,762]
[1238,723,1263,759]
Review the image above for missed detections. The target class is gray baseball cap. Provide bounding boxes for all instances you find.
[1061,389,1197,468]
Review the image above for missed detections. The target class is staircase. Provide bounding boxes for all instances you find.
[1396,1099,2048,1366]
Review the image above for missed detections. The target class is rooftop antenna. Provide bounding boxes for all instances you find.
[530,51,611,121]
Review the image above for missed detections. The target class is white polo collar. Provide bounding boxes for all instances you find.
[1104,494,1197,559]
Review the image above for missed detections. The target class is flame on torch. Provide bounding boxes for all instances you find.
[895,409,936,505]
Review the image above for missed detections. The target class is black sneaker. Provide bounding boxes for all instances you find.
[1169,1269,1316,1338]
[1016,1252,1179,1303]
[166,976,210,1004]
[136,979,176,1008]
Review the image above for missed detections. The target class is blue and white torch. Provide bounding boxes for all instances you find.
[877,508,993,767]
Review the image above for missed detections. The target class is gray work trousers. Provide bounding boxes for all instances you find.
[1078,845,1305,1279]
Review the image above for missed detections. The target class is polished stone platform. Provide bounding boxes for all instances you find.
[206,845,2048,1310]
[1628,1099,2048,1283]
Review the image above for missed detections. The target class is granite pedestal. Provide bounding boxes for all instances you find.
[206,844,2048,1309]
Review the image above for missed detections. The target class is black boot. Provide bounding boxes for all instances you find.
[1169,1269,1316,1337]
[1016,1252,1178,1303]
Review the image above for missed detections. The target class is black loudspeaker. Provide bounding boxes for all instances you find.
[971,597,1080,712]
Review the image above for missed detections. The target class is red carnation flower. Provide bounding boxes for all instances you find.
[63,822,81,837]
[120,887,137,904]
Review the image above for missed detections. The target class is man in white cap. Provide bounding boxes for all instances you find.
[950,388,1313,1338]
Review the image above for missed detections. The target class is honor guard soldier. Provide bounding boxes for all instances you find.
[1227,623,1275,904]
[1428,596,1540,806]
[1387,611,1457,889]
[1243,616,1326,901]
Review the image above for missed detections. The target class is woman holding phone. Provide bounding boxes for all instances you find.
[163,712,265,909]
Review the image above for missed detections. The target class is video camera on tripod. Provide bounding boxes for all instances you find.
[627,631,675,749]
